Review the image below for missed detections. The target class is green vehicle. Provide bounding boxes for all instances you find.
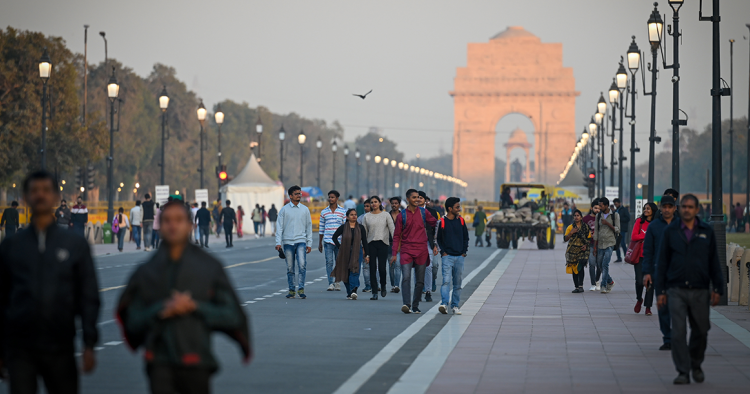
[490,183,556,250]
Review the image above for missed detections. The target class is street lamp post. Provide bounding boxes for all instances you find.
[667,0,684,192]
[106,67,120,221]
[279,126,286,183]
[255,117,263,162]
[616,61,628,201]
[344,145,349,195]
[332,140,338,190]
[746,23,750,228]
[374,155,382,196]
[597,95,607,195]
[354,149,360,197]
[589,117,598,193]
[316,136,322,188]
[158,86,169,184]
[626,37,641,213]
[383,158,390,196]
[608,80,619,188]
[298,131,306,186]
[646,2,663,202]
[729,38,734,221]
[391,160,397,197]
[365,153,371,196]
[215,105,224,200]
[38,48,51,169]
[197,100,207,189]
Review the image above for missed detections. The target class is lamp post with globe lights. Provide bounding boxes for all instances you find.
[255,117,263,162]
[158,86,169,184]
[615,60,628,201]
[196,100,207,189]
[38,48,52,169]
[298,130,307,186]
[316,136,323,188]
[626,36,642,213]
[646,2,664,201]
[608,79,619,188]
[344,145,350,194]
[365,153,371,195]
[374,155,382,195]
[106,67,120,221]
[332,140,338,190]
[214,105,224,200]
[278,126,286,183]
[666,0,685,191]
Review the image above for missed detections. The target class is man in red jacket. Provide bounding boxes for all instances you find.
[391,189,437,314]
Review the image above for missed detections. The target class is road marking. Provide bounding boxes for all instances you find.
[273,292,282,295]
[263,295,274,298]
[314,278,322,282]
[104,341,123,346]
[94,346,104,351]
[332,249,506,394]
[224,256,276,269]
[253,298,265,301]
[387,250,514,394]
[99,285,126,292]
[710,308,750,349]
[245,301,256,304]
[503,315,562,318]
[97,319,115,326]
[306,282,313,285]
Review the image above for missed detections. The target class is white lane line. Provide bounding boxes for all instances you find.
[387,250,514,394]
[273,292,282,295]
[94,347,105,351]
[245,301,257,304]
[97,319,116,327]
[314,279,323,282]
[280,289,288,292]
[104,341,123,346]
[503,315,562,318]
[332,248,505,394]
[224,256,276,269]
[253,298,266,301]
[263,295,274,298]
[306,282,313,285]
[710,308,750,349]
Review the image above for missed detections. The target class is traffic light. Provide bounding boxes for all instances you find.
[86,164,96,189]
[586,168,596,198]
[75,167,82,187]
[218,164,228,184]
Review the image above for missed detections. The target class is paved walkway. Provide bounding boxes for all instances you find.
[424,240,750,393]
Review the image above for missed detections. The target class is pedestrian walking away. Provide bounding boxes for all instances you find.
[220,200,238,247]
[191,202,200,245]
[237,205,245,238]
[195,201,212,248]
[0,171,101,394]
[357,199,373,292]
[642,194,678,351]
[130,200,144,250]
[344,195,357,211]
[655,194,724,385]
[437,197,469,315]
[631,202,657,315]
[560,202,574,232]
[392,189,438,314]
[152,202,162,249]
[362,195,395,299]
[388,197,402,294]
[268,204,278,234]
[421,193,441,301]
[1,201,20,238]
[55,199,72,230]
[613,198,631,262]
[142,193,156,251]
[251,204,263,238]
[260,205,267,236]
[275,185,313,299]
[473,206,487,247]
[593,197,619,293]
[583,199,600,291]
[71,195,89,238]
[564,209,590,293]
[319,190,347,291]
[212,200,222,238]
[332,208,370,300]
[116,200,251,394]
[113,207,131,252]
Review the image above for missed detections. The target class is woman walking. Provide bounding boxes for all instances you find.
[473,206,487,247]
[237,205,245,238]
[332,209,370,300]
[362,196,395,300]
[113,207,130,252]
[563,209,590,293]
[632,202,657,315]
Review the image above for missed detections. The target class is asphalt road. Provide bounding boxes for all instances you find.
[6,235,510,394]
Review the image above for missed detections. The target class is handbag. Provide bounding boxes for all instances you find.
[565,265,574,274]
[624,239,643,265]
[112,216,120,234]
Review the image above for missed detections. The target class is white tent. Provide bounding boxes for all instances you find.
[220,153,284,235]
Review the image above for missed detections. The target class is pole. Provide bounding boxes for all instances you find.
[199,123,204,189]
[83,25,89,201]
[333,152,336,191]
[629,73,637,214]
[41,81,47,169]
[217,123,222,200]
[106,98,114,221]
[647,47,658,202]
[355,157,359,197]
[279,140,284,184]
[160,110,166,184]
[671,7,681,192]
[300,145,304,187]
[317,149,321,188]
[618,101,624,201]
[729,39,734,226]
[344,154,348,195]
[746,24,750,226]
[610,106,616,187]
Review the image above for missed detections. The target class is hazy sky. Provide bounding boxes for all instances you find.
[4,0,750,172]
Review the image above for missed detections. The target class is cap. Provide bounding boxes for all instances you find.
[660,195,676,206]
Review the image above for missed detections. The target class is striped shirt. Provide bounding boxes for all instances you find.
[319,205,347,245]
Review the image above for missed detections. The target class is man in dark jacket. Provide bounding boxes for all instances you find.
[642,195,677,350]
[220,200,237,248]
[117,200,251,394]
[195,201,212,248]
[655,194,723,385]
[0,171,100,393]
[142,193,156,252]
[268,204,278,234]
[437,197,469,315]
[55,199,72,229]
[71,196,88,238]
[613,198,631,262]
[1,201,20,238]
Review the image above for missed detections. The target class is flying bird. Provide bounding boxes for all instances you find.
[353,90,372,100]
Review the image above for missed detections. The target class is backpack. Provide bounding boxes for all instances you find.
[112,215,120,234]
[440,216,465,228]
[401,207,427,229]
[595,211,620,242]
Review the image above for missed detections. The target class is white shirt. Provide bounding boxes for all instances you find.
[130,206,143,226]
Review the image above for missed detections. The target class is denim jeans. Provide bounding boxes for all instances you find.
[142,220,153,248]
[194,225,200,242]
[667,288,710,374]
[401,262,426,309]
[588,247,600,286]
[389,254,402,287]
[440,255,465,308]
[360,248,371,289]
[132,225,142,248]
[117,230,125,251]
[344,270,361,296]
[658,300,672,345]
[284,243,307,290]
[597,246,614,286]
[324,243,339,285]
[152,230,160,249]
[199,225,209,247]
[254,221,261,235]
[424,248,435,293]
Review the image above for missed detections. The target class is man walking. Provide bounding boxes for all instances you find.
[473,206,487,247]
[561,202,574,231]
[130,200,144,250]
[55,199,72,230]
[275,186,313,299]
[392,189,438,314]
[583,199,600,291]
[344,195,357,210]
[71,196,88,238]
[655,194,723,385]
[358,199,372,292]
[268,204,278,234]
[142,193,155,251]
[422,193,440,301]
[388,197,402,293]
[593,197,619,293]
[220,200,237,248]
[0,171,100,393]
[212,200,222,238]
[195,201,212,248]
[437,197,468,315]
[1,201,20,238]
[319,190,347,291]
[252,204,263,238]
[116,200,251,394]
[613,198,631,262]
[642,194,677,351]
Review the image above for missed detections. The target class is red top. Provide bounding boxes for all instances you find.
[392,207,437,264]
[630,217,650,258]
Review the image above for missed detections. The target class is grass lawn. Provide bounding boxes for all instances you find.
[726,233,750,249]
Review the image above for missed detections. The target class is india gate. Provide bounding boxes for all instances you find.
[451,26,579,201]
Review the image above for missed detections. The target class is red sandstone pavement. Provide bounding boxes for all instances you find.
[427,241,750,394]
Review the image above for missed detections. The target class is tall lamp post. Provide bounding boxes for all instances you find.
[615,61,628,201]
[158,86,169,184]
[597,95,607,195]
[196,100,207,189]
[255,117,263,162]
[354,149,360,197]
[729,38,734,220]
[589,117,598,193]
[374,155,382,196]
[215,105,224,200]
[38,48,52,169]
[391,160,397,197]
[344,145,349,195]
[608,79,619,188]
[298,130,306,186]
[383,158,390,196]
[646,2,663,202]
[316,136,323,188]
[365,153,371,196]
[332,140,338,190]
[746,23,750,227]
[106,67,120,221]
[667,0,684,192]
[626,37,642,212]
[279,126,286,183]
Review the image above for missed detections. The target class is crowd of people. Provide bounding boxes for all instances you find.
[563,188,724,385]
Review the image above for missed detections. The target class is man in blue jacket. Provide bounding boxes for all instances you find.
[436,197,469,315]
[655,194,723,385]
[613,198,631,262]
[642,195,677,351]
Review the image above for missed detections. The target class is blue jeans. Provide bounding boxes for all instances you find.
[597,246,614,286]
[588,247,600,286]
[389,254,402,287]
[344,270,361,296]
[658,296,672,344]
[360,248,371,289]
[284,243,307,291]
[117,230,125,250]
[324,243,339,285]
[132,225,142,248]
[152,229,160,248]
[440,255,465,308]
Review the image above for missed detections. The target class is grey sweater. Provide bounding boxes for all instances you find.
[362,211,395,245]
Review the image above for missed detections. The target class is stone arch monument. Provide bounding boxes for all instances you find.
[451,26,579,201]
[505,128,532,183]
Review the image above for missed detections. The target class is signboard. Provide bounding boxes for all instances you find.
[605,186,619,202]
[635,199,647,218]
[155,185,170,205]
[195,189,209,207]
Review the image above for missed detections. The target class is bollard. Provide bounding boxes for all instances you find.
[727,243,736,298]
[729,245,743,302]
[739,249,750,306]
[94,222,103,244]
[85,222,95,245]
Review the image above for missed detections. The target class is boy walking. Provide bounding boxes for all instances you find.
[437,197,469,315]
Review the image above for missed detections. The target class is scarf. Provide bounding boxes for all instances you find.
[332,223,361,283]
[565,222,590,266]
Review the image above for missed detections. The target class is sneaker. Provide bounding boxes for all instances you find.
[589,285,596,291]
[363,288,371,293]
[601,286,608,294]
[614,259,622,263]
[439,305,448,314]
[645,307,652,316]
[335,283,341,291]
[286,290,296,299]
[381,289,387,298]
[347,295,352,300]
[327,284,335,291]
[401,305,412,314]
[370,295,378,300]
[452,307,462,315]
[692,368,704,383]
[659,343,672,351]
[412,307,421,314]
[425,292,433,302]
[351,292,358,300]
[634,300,643,314]
[390,287,396,293]
[136,247,141,250]
[298,289,306,299]
[608,281,615,291]
[394,286,400,293]
[673,373,690,385]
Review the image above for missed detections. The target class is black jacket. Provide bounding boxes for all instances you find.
[1,208,19,229]
[616,206,631,228]
[641,215,671,276]
[268,207,278,222]
[0,223,100,353]
[655,217,724,295]
[195,207,212,227]
[221,208,237,227]
[436,216,469,256]
[142,200,155,221]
